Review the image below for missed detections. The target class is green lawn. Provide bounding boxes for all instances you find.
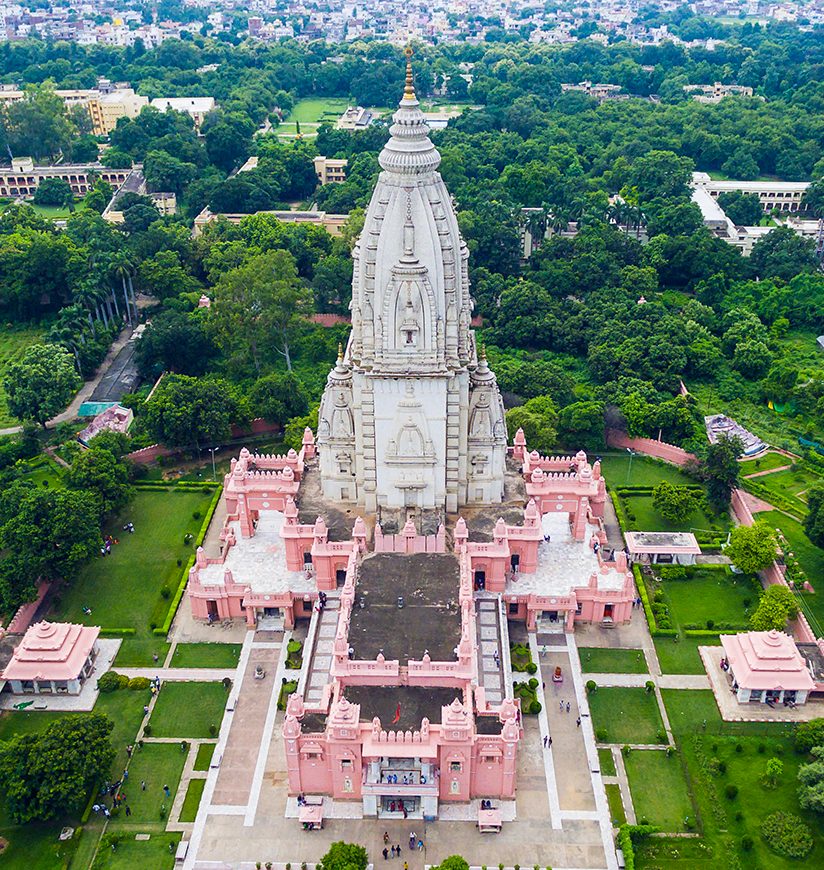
[114,638,171,668]
[179,778,205,823]
[598,747,616,776]
[49,489,214,637]
[654,636,721,674]
[751,466,819,514]
[193,742,215,771]
[739,452,793,475]
[659,568,757,630]
[605,782,626,826]
[277,97,350,138]
[92,832,181,870]
[618,491,730,536]
[169,642,242,669]
[0,325,44,427]
[109,743,187,826]
[588,687,666,745]
[579,647,647,673]
[599,453,698,488]
[625,750,694,831]
[148,682,228,738]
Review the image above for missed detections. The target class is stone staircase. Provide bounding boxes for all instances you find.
[300,594,340,707]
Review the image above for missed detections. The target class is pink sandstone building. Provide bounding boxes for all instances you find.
[187,64,636,822]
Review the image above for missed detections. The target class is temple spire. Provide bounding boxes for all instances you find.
[402,46,416,102]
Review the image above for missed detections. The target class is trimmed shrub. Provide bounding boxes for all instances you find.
[725,784,739,800]
[97,670,122,693]
[761,811,813,859]
[645,680,655,694]
[128,676,151,690]
[741,836,753,852]
[529,700,542,714]
[526,662,538,675]
[586,680,597,694]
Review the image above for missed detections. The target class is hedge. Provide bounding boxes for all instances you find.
[616,823,659,870]
[634,565,679,636]
[684,629,725,638]
[133,480,218,491]
[99,627,136,637]
[152,484,223,637]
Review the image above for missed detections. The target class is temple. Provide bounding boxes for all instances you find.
[187,60,637,823]
[316,52,507,514]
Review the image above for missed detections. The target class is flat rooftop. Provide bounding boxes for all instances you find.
[343,685,464,728]
[348,553,462,662]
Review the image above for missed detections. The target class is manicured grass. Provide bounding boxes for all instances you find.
[108,743,187,826]
[654,635,721,674]
[661,689,722,735]
[277,97,350,137]
[659,568,756,630]
[618,491,730,535]
[587,687,666,745]
[92,832,181,869]
[114,638,171,668]
[179,778,205,822]
[753,467,819,513]
[193,742,215,771]
[0,817,80,870]
[50,489,214,638]
[19,455,65,488]
[0,325,44,426]
[598,747,616,776]
[739,451,793,474]
[170,642,242,669]
[148,682,228,738]
[599,453,697,488]
[605,782,626,826]
[624,749,694,831]
[579,647,647,673]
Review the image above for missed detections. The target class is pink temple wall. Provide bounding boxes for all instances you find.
[374,521,446,554]
[606,429,697,467]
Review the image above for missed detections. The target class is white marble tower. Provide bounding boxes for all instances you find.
[317,54,507,513]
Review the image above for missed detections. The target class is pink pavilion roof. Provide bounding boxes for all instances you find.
[720,630,815,692]
[1,621,99,682]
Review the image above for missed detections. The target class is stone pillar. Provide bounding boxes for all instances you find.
[245,606,256,627]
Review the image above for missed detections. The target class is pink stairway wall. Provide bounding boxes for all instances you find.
[606,430,697,467]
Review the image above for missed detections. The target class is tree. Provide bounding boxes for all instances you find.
[33,177,73,208]
[798,746,824,813]
[65,445,132,519]
[0,713,115,823]
[137,250,201,301]
[725,523,777,574]
[763,757,784,789]
[748,227,818,282]
[143,149,198,195]
[505,396,558,456]
[249,372,309,426]
[135,310,218,377]
[717,191,764,226]
[628,150,694,201]
[732,339,772,379]
[794,719,824,754]
[804,483,824,549]
[652,482,698,523]
[698,434,743,511]
[557,401,605,449]
[2,343,79,426]
[318,841,369,870]
[211,250,311,373]
[0,484,100,610]
[141,374,238,452]
[749,584,799,632]
[433,858,469,870]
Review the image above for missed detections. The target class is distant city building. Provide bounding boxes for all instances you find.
[684,82,755,103]
[88,87,149,135]
[336,106,374,130]
[0,158,133,198]
[561,80,623,101]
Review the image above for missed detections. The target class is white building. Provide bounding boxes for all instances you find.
[317,62,507,513]
[150,96,216,129]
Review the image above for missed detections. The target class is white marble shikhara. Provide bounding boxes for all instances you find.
[197,513,312,596]
[317,65,507,513]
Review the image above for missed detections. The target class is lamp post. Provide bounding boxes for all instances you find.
[626,447,635,484]
[208,447,220,481]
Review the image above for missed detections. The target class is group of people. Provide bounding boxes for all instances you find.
[480,799,495,810]
[380,831,424,859]
[315,590,328,613]
[382,772,419,785]
[100,534,119,556]
[719,657,731,672]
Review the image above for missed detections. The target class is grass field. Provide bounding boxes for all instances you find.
[179,778,205,823]
[49,489,214,638]
[0,325,44,427]
[750,466,819,514]
[739,451,792,475]
[276,97,350,138]
[588,687,666,745]
[193,743,215,771]
[605,782,626,826]
[624,750,694,831]
[579,647,647,673]
[598,747,616,776]
[654,635,721,674]
[169,642,242,669]
[659,568,756,630]
[114,638,172,668]
[92,832,181,869]
[618,492,730,536]
[599,453,698,488]
[148,682,228,738]
[109,743,188,826]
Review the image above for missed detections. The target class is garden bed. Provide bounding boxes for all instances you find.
[509,641,537,673]
[147,682,229,739]
[588,686,667,745]
[624,749,695,832]
[579,647,647,674]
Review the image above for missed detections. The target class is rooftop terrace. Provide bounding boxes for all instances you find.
[343,685,464,728]
[348,552,462,662]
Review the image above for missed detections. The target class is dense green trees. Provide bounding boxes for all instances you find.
[694,435,743,511]
[2,343,79,426]
[804,484,824,549]
[652,482,698,523]
[319,842,369,870]
[749,584,799,632]
[724,524,777,574]
[0,714,115,823]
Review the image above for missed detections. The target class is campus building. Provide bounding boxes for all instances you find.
[0,157,133,198]
[313,155,348,184]
[187,64,635,824]
[150,97,216,129]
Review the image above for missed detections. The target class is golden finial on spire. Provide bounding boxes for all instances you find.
[480,343,487,363]
[337,341,344,362]
[403,46,416,101]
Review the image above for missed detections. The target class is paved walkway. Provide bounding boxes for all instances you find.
[0,325,134,436]
[583,672,709,690]
[744,465,791,478]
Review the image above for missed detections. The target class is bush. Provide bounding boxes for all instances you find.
[528,677,539,689]
[529,700,542,714]
[193,510,202,520]
[645,680,655,694]
[160,586,171,600]
[128,677,151,690]
[144,724,152,736]
[596,728,609,742]
[725,784,739,800]
[526,662,538,674]
[741,836,753,852]
[209,723,218,736]
[793,718,824,754]
[586,680,597,694]
[660,565,687,581]
[761,811,813,858]
[97,671,122,693]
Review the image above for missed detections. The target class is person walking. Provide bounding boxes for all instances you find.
[395,844,401,858]
[141,780,146,791]
[163,784,170,798]
[125,805,131,817]
[404,863,409,870]
[559,700,564,712]
[382,848,389,861]
[417,839,424,852]
[409,832,416,850]
[576,716,581,728]
[543,735,548,748]
[548,735,552,748]
[566,701,570,713]
[384,832,390,846]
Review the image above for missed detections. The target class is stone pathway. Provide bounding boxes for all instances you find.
[610,748,636,825]
[302,595,339,706]
[743,465,792,478]
[583,672,709,690]
[116,667,237,682]
[475,597,506,704]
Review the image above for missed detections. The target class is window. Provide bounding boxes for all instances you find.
[450,761,462,772]
[509,601,519,615]
[341,758,353,770]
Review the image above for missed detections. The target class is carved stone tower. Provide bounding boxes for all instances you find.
[318,54,506,512]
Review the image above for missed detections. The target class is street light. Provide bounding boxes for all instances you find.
[626,447,635,484]
[208,446,220,481]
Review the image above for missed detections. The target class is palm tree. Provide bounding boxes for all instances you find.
[109,252,136,326]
